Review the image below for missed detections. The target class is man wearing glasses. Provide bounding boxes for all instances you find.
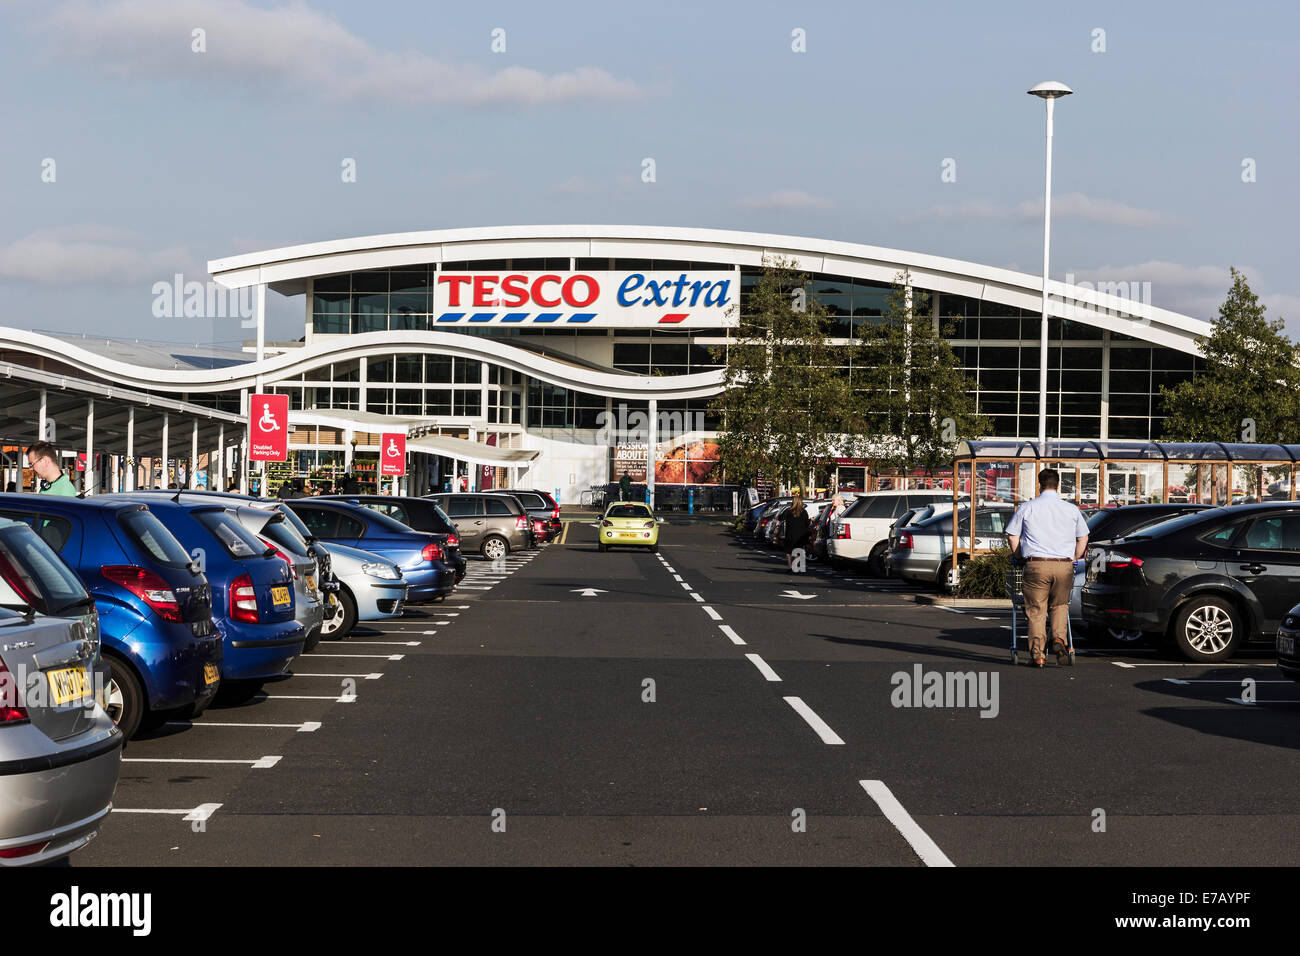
[25,441,78,497]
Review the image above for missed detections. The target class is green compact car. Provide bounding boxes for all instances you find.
[598,502,662,552]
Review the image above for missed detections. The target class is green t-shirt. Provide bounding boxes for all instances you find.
[39,474,78,497]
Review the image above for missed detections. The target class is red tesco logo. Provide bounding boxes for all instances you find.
[438,274,600,309]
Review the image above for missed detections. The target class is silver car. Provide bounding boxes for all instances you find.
[888,505,1015,590]
[311,542,406,639]
[0,609,122,865]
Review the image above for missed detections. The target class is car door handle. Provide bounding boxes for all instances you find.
[1240,563,1267,574]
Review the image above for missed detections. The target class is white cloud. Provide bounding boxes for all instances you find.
[906,193,1174,228]
[0,225,203,284]
[735,189,833,211]
[36,0,642,105]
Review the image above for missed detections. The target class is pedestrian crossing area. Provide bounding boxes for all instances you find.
[456,548,541,591]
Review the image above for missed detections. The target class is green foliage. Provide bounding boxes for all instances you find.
[850,271,987,471]
[1160,268,1299,443]
[955,546,1014,598]
[709,258,857,488]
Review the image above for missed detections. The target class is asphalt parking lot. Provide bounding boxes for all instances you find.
[75,525,1300,867]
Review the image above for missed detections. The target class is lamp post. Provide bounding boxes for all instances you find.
[1027,80,1072,448]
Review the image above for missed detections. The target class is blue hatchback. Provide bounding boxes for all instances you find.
[0,495,222,739]
[112,496,305,695]
[284,500,456,603]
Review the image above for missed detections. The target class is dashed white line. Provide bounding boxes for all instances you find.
[859,780,954,867]
[165,720,321,732]
[122,756,283,769]
[311,653,405,661]
[745,653,782,682]
[290,672,383,679]
[702,605,723,621]
[718,625,745,645]
[681,582,693,591]
[113,803,222,821]
[690,593,705,603]
[783,697,844,745]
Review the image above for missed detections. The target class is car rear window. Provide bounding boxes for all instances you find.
[507,492,544,509]
[118,509,193,569]
[484,497,514,516]
[354,507,419,535]
[196,510,267,559]
[608,505,651,518]
[0,521,89,615]
[260,518,311,557]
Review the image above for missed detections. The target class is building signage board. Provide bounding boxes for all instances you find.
[432,271,736,327]
[380,432,406,476]
[249,393,289,462]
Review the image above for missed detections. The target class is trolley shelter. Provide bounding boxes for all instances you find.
[949,440,1300,573]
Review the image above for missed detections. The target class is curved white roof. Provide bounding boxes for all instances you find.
[208,224,1209,355]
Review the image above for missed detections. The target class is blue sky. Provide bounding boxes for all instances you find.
[1,0,1297,345]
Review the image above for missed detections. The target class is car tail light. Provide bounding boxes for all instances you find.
[259,539,297,579]
[1106,551,1144,570]
[0,841,48,859]
[644,521,656,528]
[835,523,850,539]
[0,659,28,723]
[515,515,529,531]
[898,532,913,550]
[101,565,182,621]
[602,520,613,527]
[422,541,444,562]
[552,505,560,522]
[229,574,258,623]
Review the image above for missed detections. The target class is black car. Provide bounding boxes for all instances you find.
[1081,503,1300,662]
[319,495,467,583]
[484,489,562,542]
[1084,502,1213,542]
[1276,603,1300,682]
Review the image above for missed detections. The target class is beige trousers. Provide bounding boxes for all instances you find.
[1022,560,1073,658]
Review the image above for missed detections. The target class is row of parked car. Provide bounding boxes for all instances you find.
[0,485,559,866]
[743,491,1300,670]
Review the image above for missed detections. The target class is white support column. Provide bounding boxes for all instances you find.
[239,390,249,495]
[84,399,94,496]
[160,412,169,488]
[217,423,225,491]
[125,406,135,491]
[190,420,199,489]
[38,389,47,447]
[647,398,658,507]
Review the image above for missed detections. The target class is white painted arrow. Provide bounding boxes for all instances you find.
[570,588,608,597]
[779,590,817,600]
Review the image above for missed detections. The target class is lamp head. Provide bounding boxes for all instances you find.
[1028,81,1073,99]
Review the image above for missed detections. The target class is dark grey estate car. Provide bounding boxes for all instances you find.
[426,493,534,558]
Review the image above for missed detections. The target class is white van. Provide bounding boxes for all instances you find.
[826,490,953,574]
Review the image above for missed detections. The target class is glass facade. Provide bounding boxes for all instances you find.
[299,261,1199,442]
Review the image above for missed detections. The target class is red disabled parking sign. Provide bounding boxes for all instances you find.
[249,393,289,462]
[380,432,406,476]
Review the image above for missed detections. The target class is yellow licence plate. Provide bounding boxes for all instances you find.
[203,663,220,685]
[305,574,316,591]
[47,666,92,706]
[271,586,291,606]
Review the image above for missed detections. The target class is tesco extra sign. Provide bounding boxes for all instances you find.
[431,271,735,327]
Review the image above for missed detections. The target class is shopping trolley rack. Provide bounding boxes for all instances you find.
[1005,563,1076,666]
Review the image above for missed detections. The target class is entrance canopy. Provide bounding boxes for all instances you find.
[406,435,537,467]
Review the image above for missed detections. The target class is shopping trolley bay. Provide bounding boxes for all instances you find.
[76,524,1300,867]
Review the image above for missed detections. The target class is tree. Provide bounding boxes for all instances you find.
[709,258,856,492]
[850,271,986,476]
[1159,268,1300,444]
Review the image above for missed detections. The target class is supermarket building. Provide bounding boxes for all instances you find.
[0,225,1210,502]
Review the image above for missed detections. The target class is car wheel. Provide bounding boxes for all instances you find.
[598,543,607,552]
[1172,595,1242,662]
[482,535,509,560]
[104,655,144,740]
[215,679,265,705]
[321,587,357,640]
[867,542,888,577]
[650,544,659,553]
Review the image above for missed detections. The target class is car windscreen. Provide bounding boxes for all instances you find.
[0,521,90,615]
[117,508,194,569]
[428,503,455,531]
[195,509,270,559]
[276,504,315,540]
[608,505,651,519]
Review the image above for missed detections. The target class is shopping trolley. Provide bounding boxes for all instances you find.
[1006,562,1076,666]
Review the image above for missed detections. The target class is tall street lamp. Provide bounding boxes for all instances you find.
[1027,80,1072,448]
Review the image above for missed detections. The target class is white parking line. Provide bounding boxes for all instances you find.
[123,756,283,769]
[261,693,356,702]
[113,803,222,822]
[745,653,782,682]
[681,582,693,591]
[459,586,494,590]
[859,780,954,867]
[783,697,844,745]
[1165,678,1289,684]
[311,653,405,660]
[290,672,383,679]
[341,640,421,647]
[1226,697,1300,706]
[690,593,705,603]
[1111,661,1257,668]
[718,625,746,646]
[936,606,965,614]
[166,720,322,732]
[702,606,723,621]
[672,575,683,582]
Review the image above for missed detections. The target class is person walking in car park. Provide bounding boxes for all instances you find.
[783,493,812,573]
[619,470,632,502]
[1005,468,1089,667]
[25,441,77,497]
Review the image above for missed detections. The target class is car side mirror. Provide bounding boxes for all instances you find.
[657,517,665,524]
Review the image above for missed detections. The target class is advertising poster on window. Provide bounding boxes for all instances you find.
[655,439,721,485]
[611,443,648,483]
